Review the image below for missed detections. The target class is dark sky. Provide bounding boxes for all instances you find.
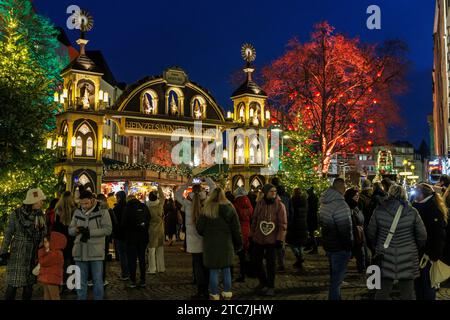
[34,0,435,149]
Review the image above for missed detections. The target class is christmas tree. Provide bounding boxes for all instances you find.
[0,0,64,227]
[280,113,328,193]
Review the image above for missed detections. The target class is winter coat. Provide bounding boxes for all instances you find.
[45,208,56,232]
[196,204,243,269]
[68,203,112,262]
[413,196,447,262]
[38,232,67,286]
[1,206,46,287]
[122,198,151,245]
[286,194,309,247]
[233,195,254,250]
[307,191,319,232]
[358,190,376,230]
[147,186,165,248]
[175,178,216,253]
[250,197,287,245]
[367,198,427,280]
[164,199,178,237]
[319,188,353,252]
[112,202,127,241]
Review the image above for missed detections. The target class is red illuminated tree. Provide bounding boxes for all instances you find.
[263,22,407,174]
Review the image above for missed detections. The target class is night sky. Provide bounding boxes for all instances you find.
[34,0,434,149]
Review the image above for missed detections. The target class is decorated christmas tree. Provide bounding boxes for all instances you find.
[280,113,328,193]
[0,0,64,226]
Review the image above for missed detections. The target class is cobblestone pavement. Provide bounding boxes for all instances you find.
[1,241,449,300]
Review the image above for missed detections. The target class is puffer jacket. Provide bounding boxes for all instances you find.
[38,232,67,286]
[68,202,112,262]
[319,188,353,252]
[367,198,427,280]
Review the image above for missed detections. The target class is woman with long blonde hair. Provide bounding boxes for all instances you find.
[175,177,216,300]
[413,183,447,300]
[196,187,243,300]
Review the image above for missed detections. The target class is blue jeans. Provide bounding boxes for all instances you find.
[415,261,436,300]
[116,240,129,278]
[327,251,351,300]
[209,268,231,295]
[76,260,104,300]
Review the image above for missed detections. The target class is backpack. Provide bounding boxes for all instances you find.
[133,203,148,231]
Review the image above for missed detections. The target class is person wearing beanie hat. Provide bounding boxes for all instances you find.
[1,188,47,300]
[249,183,287,296]
[232,186,253,282]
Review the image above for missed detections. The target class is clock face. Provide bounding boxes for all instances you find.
[241,43,256,62]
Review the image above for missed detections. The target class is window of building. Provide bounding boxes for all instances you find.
[86,137,94,156]
[75,136,83,156]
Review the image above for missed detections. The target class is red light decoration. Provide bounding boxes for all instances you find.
[377,71,382,77]
[369,128,374,134]
[314,92,321,97]
[368,140,373,146]
[368,88,373,93]
[271,119,277,124]
[351,129,356,134]
[368,119,375,124]
[373,99,378,104]
[288,125,294,131]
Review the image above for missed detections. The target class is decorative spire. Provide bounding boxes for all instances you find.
[74,9,94,55]
[241,43,256,81]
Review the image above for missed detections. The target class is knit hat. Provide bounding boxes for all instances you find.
[262,183,276,195]
[362,179,372,191]
[234,186,248,197]
[23,188,46,205]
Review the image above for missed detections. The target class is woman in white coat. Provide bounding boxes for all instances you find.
[176,177,216,299]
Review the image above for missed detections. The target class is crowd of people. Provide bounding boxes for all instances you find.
[321,176,450,300]
[3,174,450,301]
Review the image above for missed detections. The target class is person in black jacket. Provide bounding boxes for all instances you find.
[286,188,309,272]
[345,188,366,274]
[113,191,129,281]
[306,187,319,254]
[413,183,447,300]
[122,195,151,288]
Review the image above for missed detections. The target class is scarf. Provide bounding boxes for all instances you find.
[17,206,46,237]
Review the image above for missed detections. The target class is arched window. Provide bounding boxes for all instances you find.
[249,135,262,164]
[191,96,206,119]
[237,102,245,122]
[141,90,158,115]
[75,136,83,156]
[236,178,244,187]
[234,136,245,165]
[73,121,96,158]
[249,102,261,126]
[86,137,94,156]
[251,177,263,189]
[76,79,95,110]
[168,90,179,115]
